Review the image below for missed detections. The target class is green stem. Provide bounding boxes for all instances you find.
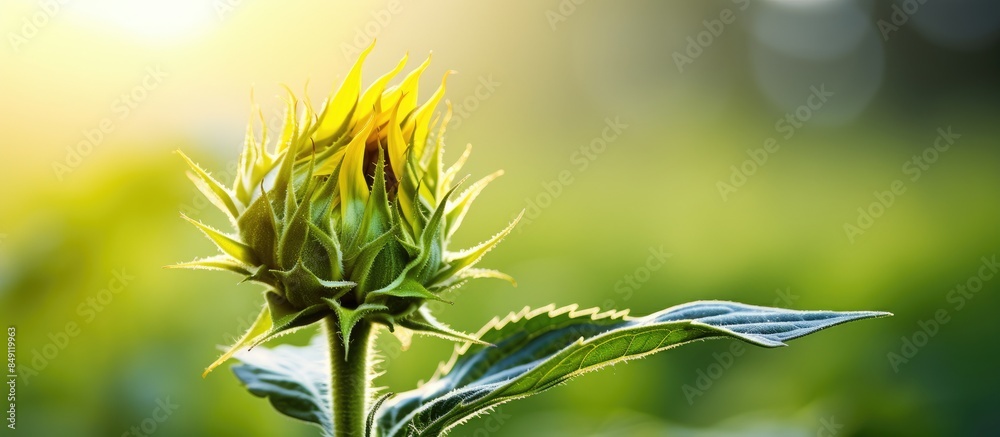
[326,316,374,437]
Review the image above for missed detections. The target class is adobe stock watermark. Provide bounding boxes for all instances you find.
[545,0,588,32]
[876,0,928,42]
[887,254,997,372]
[449,75,501,131]
[817,416,845,437]
[681,340,747,405]
[120,397,179,437]
[18,269,135,385]
[682,287,799,404]
[843,126,959,244]
[7,0,72,52]
[214,0,249,21]
[7,327,17,430]
[717,84,833,201]
[672,0,751,73]
[514,116,628,231]
[600,246,672,311]
[52,65,169,181]
[340,0,404,60]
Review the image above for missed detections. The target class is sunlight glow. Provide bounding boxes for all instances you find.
[69,0,219,43]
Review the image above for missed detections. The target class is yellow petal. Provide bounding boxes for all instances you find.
[386,100,408,180]
[275,91,299,154]
[339,115,376,226]
[379,54,431,127]
[405,71,452,161]
[315,42,374,141]
[355,53,408,126]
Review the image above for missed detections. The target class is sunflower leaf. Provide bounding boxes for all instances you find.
[232,334,333,435]
[376,301,890,436]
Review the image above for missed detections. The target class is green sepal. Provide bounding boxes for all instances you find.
[307,222,344,281]
[326,299,389,359]
[165,255,252,276]
[202,304,272,377]
[364,239,411,299]
[445,170,503,239]
[176,150,241,223]
[349,147,393,251]
[435,268,517,289]
[440,144,472,193]
[395,148,426,235]
[237,187,279,267]
[338,117,376,242]
[432,210,523,286]
[252,292,330,349]
[394,232,421,258]
[233,114,257,204]
[292,145,318,204]
[398,306,490,347]
[392,199,418,250]
[422,118,444,198]
[275,94,299,155]
[239,264,276,288]
[182,214,258,265]
[345,226,398,296]
[270,260,356,308]
[368,278,451,304]
[270,118,299,222]
[278,181,315,269]
[412,178,466,282]
[310,166,341,227]
[314,154,343,220]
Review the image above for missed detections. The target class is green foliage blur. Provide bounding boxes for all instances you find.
[2,1,999,436]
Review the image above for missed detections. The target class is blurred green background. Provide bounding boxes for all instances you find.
[2,1,999,436]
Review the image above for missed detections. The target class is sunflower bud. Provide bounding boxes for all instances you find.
[171,44,521,375]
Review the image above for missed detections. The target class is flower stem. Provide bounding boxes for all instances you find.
[326,316,373,437]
